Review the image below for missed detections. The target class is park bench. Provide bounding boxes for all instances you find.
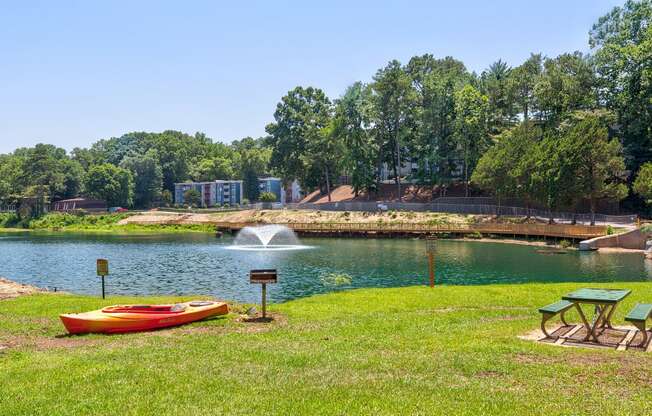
[539,300,574,338]
[625,303,652,347]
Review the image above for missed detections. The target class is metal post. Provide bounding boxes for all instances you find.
[428,253,435,287]
[101,276,105,299]
[262,283,267,318]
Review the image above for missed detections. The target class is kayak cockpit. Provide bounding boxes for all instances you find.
[102,304,187,314]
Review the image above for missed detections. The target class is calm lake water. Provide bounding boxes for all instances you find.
[0,232,650,303]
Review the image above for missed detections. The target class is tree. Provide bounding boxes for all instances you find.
[371,60,417,199]
[508,54,543,122]
[560,111,628,224]
[183,189,201,207]
[528,135,571,223]
[17,144,67,200]
[120,152,163,208]
[160,189,173,207]
[534,52,597,128]
[232,137,271,201]
[590,0,652,173]
[60,159,84,199]
[406,55,471,186]
[634,162,652,205]
[84,164,134,207]
[480,59,516,135]
[453,85,490,197]
[471,123,537,212]
[333,82,377,196]
[190,157,235,182]
[266,86,333,194]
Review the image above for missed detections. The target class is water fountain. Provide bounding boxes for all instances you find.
[226,224,312,251]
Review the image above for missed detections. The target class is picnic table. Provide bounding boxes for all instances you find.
[562,288,631,343]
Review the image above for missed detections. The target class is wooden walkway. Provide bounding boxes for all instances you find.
[214,222,607,239]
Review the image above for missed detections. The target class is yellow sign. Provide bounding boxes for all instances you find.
[97,259,109,276]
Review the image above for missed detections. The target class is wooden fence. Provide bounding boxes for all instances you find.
[214,222,608,239]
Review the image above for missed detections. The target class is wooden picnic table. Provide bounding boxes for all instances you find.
[562,288,631,343]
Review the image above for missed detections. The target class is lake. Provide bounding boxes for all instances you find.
[0,232,649,303]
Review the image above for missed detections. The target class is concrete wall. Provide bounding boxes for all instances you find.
[579,228,648,251]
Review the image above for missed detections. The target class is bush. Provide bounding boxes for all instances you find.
[27,212,130,230]
[242,198,250,206]
[559,239,572,249]
[606,225,614,235]
[259,192,277,202]
[0,212,20,228]
[467,231,483,239]
[183,189,201,207]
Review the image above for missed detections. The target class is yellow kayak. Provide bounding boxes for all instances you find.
[60,300,228,334]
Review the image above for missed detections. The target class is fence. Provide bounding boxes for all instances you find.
[213,221,607,239]
[281,201,636,225]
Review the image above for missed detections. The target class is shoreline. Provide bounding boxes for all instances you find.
[1,226,574,248]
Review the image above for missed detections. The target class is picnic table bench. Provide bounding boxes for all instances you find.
[625,303,652,347]
[539,300,574,338]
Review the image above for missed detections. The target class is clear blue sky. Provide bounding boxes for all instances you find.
[0,0,622,154]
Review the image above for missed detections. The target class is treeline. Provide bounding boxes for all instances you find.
[0,133,270,209]
[264,0,652,219]
[1,0,651,219]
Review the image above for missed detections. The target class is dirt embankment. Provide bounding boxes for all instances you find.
[0,278,44,300]
[118,209,522,226]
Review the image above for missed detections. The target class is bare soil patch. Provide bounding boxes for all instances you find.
[123,209,488,227]
[0,277,44,300]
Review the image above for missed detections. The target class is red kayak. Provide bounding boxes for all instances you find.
[60,300,228,334]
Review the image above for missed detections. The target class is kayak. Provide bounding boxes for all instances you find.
[60,300,228,334]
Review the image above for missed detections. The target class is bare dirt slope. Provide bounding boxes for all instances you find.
[300,184,472,203]
[119,209,520,226]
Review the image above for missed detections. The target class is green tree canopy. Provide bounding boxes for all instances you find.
[590,0,652,172]
[84,164,134,207]
[120,152,163,208]
[634,162,652,204]
[265,86,333,192]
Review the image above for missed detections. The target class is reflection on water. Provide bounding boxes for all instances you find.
[0,232,649,303]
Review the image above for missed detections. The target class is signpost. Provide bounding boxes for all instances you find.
[426,237,436,287]
[96,259,109,299]
[250,269,277,318]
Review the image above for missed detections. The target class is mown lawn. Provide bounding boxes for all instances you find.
[1,283,651,415]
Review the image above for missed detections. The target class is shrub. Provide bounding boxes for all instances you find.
[0,212,20,228]
[259,192,277,202]
[606,225,615,235]
[183,189,201,207]
[467,231,483,239]
[559,239,572,249]
[242,198,250,206]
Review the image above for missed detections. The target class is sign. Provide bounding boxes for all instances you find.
[97,259,109,276]
[426,238,437,254]
[250,269,278,284]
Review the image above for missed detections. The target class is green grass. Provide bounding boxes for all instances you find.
[1,213,217,234]
[2,283,652,415]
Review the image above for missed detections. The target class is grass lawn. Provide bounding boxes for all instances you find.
[1,282,651,415]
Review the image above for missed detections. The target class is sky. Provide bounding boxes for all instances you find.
[0,0,623,154]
